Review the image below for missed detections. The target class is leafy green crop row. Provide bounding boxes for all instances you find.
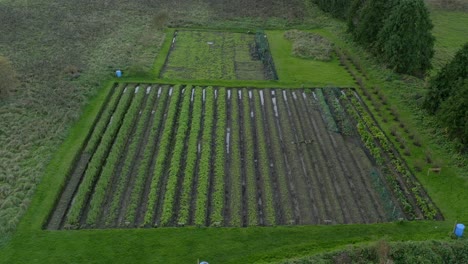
[315,89,339,132]
[84,84,125,154]
[343,90,438,220]
[143,85,182,227]
[210,88,226,226]
[194,87,215,226]
[65,85,135,227]
[177,87,203,225]
[160,86,193,226]
[229,89,243,227]
[104,86,158,226]
[85,86,146,227]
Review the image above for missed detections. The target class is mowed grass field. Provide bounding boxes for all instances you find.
[267,30,355,86]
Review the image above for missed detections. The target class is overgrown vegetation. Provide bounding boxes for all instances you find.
[284,30,333,61]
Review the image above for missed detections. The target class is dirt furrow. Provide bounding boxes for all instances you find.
[308,90,366,223]
[237,89,249,226]
[269,90,301,224]
[287,90,331,224]
[277,90,317,224]
[247,89,266,226]
[257,89,284,225]
[294,91,339,223]
[300,91,351,224]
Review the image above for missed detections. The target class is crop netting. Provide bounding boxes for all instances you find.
[323,88,355,135]
[314,89,339,133]
[255,30,278,80]
[369,169,404,221]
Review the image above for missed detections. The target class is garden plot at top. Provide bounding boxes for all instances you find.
[160,31,271,80]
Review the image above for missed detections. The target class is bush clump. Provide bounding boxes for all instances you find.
[284,30,333,61]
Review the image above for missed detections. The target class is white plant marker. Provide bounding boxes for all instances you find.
[260,90,264,106]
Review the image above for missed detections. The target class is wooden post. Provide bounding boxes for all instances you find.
[427,167,442,176]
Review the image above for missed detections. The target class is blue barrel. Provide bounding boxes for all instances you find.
[115,70,122,78]
[455,223,465,237]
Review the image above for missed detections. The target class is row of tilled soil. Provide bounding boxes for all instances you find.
[48,84,436,230]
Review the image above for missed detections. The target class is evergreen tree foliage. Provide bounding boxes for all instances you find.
[313,0,351,19]
[376,0,434,75]
[350,0,399,49]
[437,81,468,150]
[347,0,366,34]
[424,42,468,114]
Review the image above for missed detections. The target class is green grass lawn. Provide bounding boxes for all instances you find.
[430,9,468,71]
[267,30,355,86]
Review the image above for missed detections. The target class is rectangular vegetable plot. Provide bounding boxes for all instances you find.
[47,85,441,230]
[160,31,269,80]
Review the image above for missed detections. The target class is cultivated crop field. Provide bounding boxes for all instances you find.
[160,31,268,80]
[47,84,440,230]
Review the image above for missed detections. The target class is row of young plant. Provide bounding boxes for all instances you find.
[263,90,294,224]
[143,85,182,227]
[314,89,339,133]
[348,92,439,219]
[84,84,125,155]
[341,90,415,219]
[194,87,215,226]
[228,89,243,226]
[104,86,158,226]
[210,88,226,226]
[342,89,438,220]
[177,87,203,226]
[123,87,170,225]
[85,86,146,227]
[66,85,135,227]
[323,88,354,136]
[241,89,259,225]
[160,86,193,226]
[252,90,276,225]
